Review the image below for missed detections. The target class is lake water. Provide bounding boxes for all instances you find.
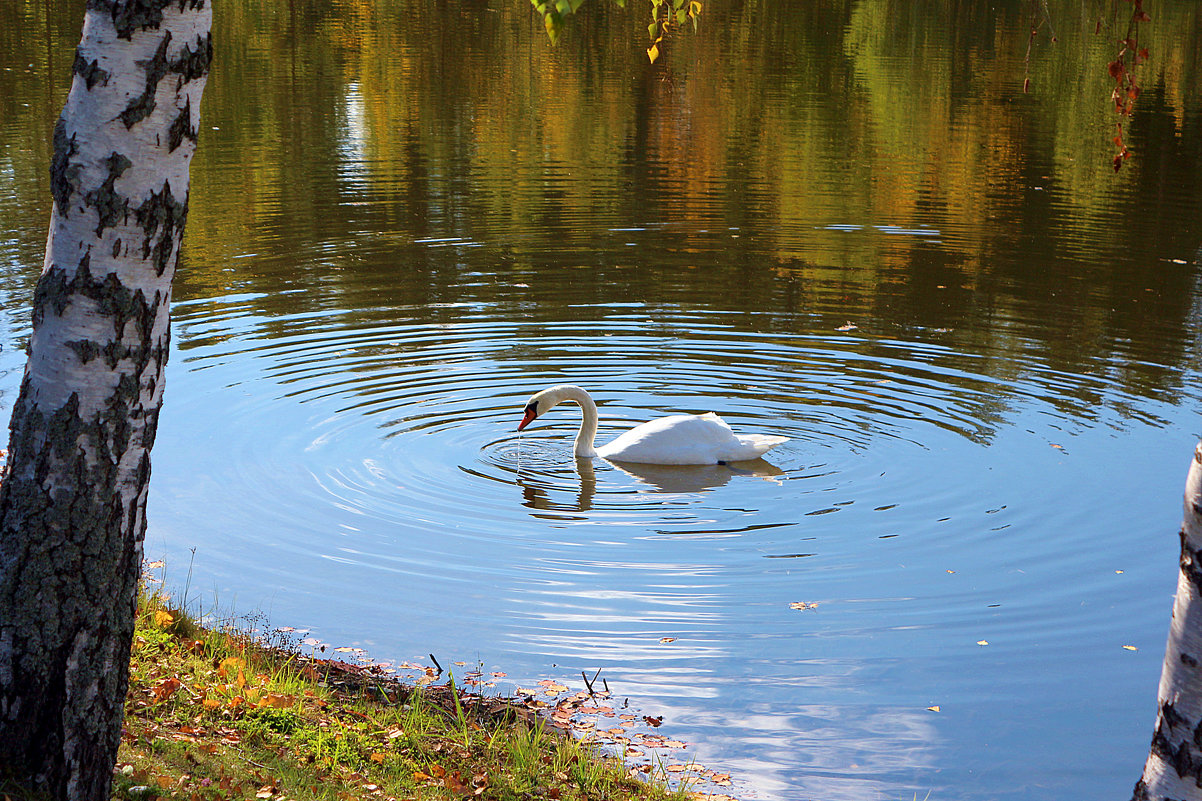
[2,1,1202,798]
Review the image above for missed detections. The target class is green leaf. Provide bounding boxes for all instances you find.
[647,20,658,39]
[676,8,686,23]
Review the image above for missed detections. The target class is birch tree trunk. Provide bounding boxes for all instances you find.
[0,3,210,799]
[1133,443,1202,800]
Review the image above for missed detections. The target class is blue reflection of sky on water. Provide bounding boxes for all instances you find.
[128,294,1199,800]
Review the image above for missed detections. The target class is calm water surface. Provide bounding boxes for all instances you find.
[3,1,1202,799]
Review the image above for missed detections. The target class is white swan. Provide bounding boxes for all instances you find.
[516,385,788,465]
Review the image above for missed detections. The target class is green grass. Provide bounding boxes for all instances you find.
[116,587,705,801]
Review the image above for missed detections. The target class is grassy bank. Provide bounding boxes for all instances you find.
[117,588,735,801]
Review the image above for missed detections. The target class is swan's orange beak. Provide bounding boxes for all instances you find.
[518,404,537,431]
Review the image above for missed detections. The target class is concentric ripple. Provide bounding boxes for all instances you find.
[147,293,1192,801]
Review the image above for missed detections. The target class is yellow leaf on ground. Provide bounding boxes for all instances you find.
[369,753,386,764]
[217,657,245,677]
[264,693,294,708]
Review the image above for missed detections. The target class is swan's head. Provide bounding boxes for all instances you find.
[517,385,587,431]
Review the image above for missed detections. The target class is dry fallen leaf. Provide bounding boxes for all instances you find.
[927,705,941,712]
[1123,645,1138,651]
[789,602,818,611]
[151,676,181,702]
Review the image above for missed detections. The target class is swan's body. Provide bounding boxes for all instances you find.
[517,385,788,465]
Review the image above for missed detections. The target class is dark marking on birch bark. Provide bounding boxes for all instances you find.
[133,181,187,276]
[50,119,80,215]
[119,32,171,129]
[1147,703,1202,784]
[89,0,178,40]
[1182,652,1198,667]
[1163,701,1188,731]
[171,32,213,82]
[1180,530,1202,597]
[112,237,122,259]
[65,340,102,365]
[1129,777,1149,801]
[167,97,195,152]
[33,253,158,342]
[84,153,132,237]
[73,49,110,90]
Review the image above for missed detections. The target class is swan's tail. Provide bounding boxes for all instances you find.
[734,434,789,459]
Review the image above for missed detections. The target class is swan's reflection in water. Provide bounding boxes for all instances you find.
[518,456,784,513]
[609,457,784,493]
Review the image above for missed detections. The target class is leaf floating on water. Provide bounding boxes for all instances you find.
[1050,443,1064,450]
[789,602,818,611]
[1123,645,1138,651]
[659,637,677,643]
[836,322,857,332]
[977,640,989,646]
[927,705,941,712]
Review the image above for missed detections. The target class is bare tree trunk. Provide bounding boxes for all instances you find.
[0,3,210,799]
[1134,443,1202,800]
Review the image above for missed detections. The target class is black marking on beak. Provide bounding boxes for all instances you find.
[518,401,538,431]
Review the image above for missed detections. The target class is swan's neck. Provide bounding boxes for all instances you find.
[560,386,599,458]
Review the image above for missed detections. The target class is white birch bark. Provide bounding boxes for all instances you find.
[0,3,211,799]
[1134,443,1202,800]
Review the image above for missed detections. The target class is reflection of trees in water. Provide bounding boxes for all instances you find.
[1,0,1200,430]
